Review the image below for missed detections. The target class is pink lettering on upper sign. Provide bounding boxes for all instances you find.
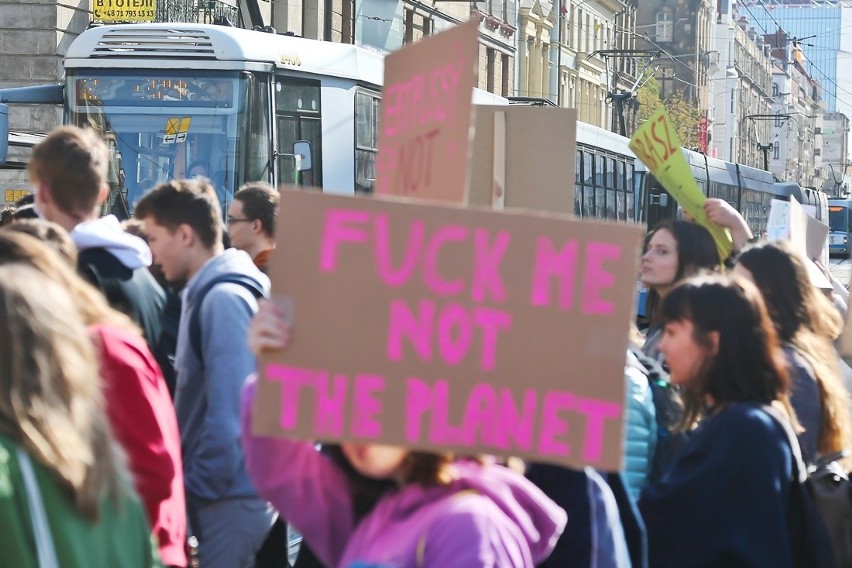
[382,60,465,139]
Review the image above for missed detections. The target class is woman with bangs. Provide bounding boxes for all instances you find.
[638,274,801,568]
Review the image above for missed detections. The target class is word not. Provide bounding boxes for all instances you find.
[386,299,511,370]
[382,61,465,138]
[265,364,622,463]
[391,128,440,195]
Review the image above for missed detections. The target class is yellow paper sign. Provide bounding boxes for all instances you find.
[92,0,156,22]
[629,108,733,260]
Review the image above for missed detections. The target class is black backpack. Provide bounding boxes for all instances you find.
[629,347,690,482]
[762,405,841,568]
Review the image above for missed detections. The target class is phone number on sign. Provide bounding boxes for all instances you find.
[94,9,155,18]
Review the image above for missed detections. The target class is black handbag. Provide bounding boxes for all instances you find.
[808,450,852,568]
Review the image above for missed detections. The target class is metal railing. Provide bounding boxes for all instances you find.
[156,0,239,25]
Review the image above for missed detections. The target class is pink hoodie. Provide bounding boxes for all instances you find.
[240,377,566,567]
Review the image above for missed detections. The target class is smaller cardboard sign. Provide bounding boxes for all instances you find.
[629,108,733,260]
[805,215,830,263]
[257,189,644,470]
[374,20,479,203]
[766,197,831,290]
[92,0,156,22]
[766,199,790,241]
[468,106,578,214]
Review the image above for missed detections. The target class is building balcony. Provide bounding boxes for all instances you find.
[156,0,238,25]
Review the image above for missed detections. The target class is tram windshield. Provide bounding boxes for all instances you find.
[66,69,264,217]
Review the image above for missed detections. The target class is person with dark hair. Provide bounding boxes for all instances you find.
[639,274,801,567]
[228,182,278,271]
[640,220,720,362]
[135,177,273,567]
[241,300,567,568]
[734,241,852,466]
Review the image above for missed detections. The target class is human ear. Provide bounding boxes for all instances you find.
[706,331,720,357]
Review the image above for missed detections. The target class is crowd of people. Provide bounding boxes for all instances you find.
[0,124,849,567]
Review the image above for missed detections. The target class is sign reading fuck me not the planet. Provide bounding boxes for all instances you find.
[253,190,642,470]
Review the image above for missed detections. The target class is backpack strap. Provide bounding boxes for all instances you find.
[188,274,265,363]
[761,404,808,484]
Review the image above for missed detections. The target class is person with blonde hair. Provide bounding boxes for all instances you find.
[0,264,159,566]
[0,230,187,567]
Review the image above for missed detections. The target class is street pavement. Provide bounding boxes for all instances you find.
[830,257,851,289]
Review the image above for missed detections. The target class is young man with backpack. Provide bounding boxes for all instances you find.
[29,126,172,388]
[135,178,274,567]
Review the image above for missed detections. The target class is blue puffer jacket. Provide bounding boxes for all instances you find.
[623,350,657,500]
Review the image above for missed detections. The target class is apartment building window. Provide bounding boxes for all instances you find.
[772,83,778,97]
[486,48,496,93]
[773,144,780,160]
[656,10,673,43]
[403,8,432,44]
[502,54,510,96]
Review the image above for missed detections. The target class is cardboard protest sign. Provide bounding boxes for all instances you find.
[766,199,791,241]
[766,197,832,290]
[256,189,643,470]
[374,19,479,203]
[805,215,830,267]
[629,108,733,260]
[468,106,578,214]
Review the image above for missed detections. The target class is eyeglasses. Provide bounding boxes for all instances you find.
[226,216,253,225]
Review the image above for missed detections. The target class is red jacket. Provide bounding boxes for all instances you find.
[91,324,188,567]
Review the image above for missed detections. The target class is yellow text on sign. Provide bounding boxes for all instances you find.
[5,190,30,203]
[629,108,733,260]
[92,0,157,22]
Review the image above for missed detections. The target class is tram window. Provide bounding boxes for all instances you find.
[616,160,625,190]
[606,188,617,219]
[575,149,583,216]
[576,150,583,184]
[583,152,594,216]
[275,77,322,187]
[626,191,634,221]
[355,90,380,194]
[606,157,615,189]
[245,75,271,183]
[595,155,604,187]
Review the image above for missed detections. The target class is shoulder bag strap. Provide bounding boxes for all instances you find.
[16,448,60,568]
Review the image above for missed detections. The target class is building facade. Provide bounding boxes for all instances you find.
[707,7,774,169]
[821,111,850,196]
